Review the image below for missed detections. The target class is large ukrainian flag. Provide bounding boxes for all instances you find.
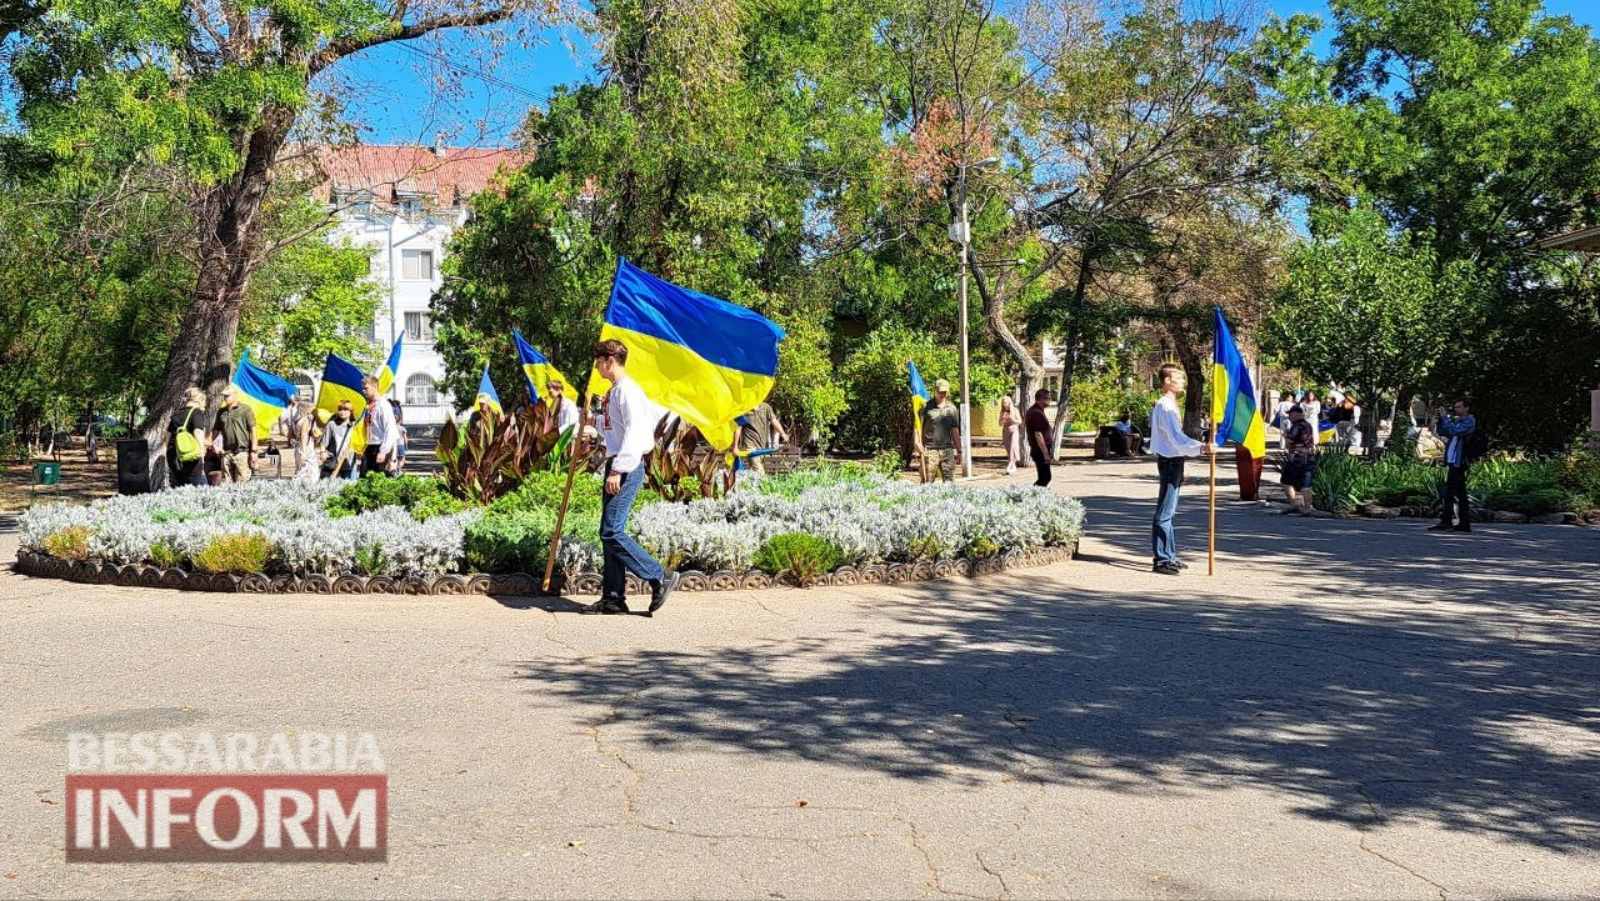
[1210,307,1267,459]
[315,353,368,455]
[907,360,930,442]
[376,336,404,395]
[231,350,298,442]
[513,329,571,404]
[588,259,786,451]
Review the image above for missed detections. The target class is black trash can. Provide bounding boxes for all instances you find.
[116,438,151,495]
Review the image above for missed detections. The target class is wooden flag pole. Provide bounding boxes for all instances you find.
[1208,373,1217,577]
[543,398,591,593]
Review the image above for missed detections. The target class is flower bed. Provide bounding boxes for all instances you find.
[14,466,1086,594]
[1305,448,1600,525]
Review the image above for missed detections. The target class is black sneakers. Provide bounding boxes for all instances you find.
[649,572,680,614]
[1152,562,1181,575]
[578,598,629,615]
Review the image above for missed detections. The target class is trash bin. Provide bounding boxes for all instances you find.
[115,438,151,495]
[33,461,60,485]
[1235,446,1264,501]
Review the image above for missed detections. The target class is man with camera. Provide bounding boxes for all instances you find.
[1430,398,1478,533]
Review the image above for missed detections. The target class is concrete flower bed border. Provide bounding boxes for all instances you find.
[11,542,1077,596]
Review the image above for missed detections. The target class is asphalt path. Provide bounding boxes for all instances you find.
[2,460,1597,898]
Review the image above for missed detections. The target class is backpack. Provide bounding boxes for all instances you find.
[1465,427,1489,462]
[175,408,202,463]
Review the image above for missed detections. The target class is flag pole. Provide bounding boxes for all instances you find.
[543,398,589,594]
[1208,369,1217,577]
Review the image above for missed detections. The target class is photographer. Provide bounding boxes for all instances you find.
[1429,399,1477,534]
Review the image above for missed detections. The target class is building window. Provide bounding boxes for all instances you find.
[404,311,434,342]
[398,195,426,219]
[405,373,439,406]
[401,249,434,281]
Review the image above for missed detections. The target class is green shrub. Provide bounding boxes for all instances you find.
[966,536,1000,559]
[754,533,844,585]
[869,449,904,477]
[464,508,557,573]
[1481,487,1572,516]
[410,492,468,522]
[353,542,389,576]
[192,533,272,574]
[1066,368,1160,432]
[902,534,944,561]
[757,460,884,499]
[43,526,91,560]
[149,540,184,569]
[834,324,1009,454]
[1556,443,1600,511]
[326,474,453,519]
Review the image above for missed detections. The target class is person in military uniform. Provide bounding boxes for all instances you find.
[916,378,962,482]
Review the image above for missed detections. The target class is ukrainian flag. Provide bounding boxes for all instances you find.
[315,353,368,454]
[1318,420,1337,444]
[513,329,571,405]
[474,365,503,416]
[907,360,930,442]
[231,350,298,442]
[587,259,785,451]
[376,336,404,395]
[1210,307,1267,459]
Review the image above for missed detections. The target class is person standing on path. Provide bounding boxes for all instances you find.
[214,385,256,484]
[582,339,680,617]
[736,400,789,475]
[999,395,1024,476]
[167,387,212,488]
[917,379,962,482]
[361,376,399,478]
[1024,389,1054,488]
[1149,364,1210,575]
[1430,398,1477,533]
[1280,405,1317,515]
[1302,391,1323,446]
[320,401,357,479]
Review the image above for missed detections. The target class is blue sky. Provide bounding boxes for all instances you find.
[336,1,1600,147]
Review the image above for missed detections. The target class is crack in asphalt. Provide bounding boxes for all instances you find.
[1356,784,1450,900]
[974,849,1011,898]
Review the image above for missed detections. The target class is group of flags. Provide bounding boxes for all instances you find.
[225,257,788,457]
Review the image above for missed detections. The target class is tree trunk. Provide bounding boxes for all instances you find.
[137,110,295,487]
[1048,252,1096,458]
[967,260,1042,412]
[1166,322,1207,437]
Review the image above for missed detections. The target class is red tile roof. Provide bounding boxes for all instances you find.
[310,144,527,207]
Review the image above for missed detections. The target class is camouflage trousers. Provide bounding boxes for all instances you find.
[922,448,957,483]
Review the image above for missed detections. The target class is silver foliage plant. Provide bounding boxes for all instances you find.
[20,473,1084,579]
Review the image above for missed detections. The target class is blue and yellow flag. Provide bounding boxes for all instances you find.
[231,350,298,442]
[315,353,368,455]
[1210,307,1267,458]
[513,329,571,405]
[1318,419,1337,444]
[907,360,930,441]
[587,258,786,451]
[474,365,503,416]
[376,336,404,395]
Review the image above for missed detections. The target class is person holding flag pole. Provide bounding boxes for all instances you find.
[1207,307,1268,576]
[541,258,786,617]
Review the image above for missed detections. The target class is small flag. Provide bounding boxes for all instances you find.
[231,350,298,442]
[474,365,503,416]
[513,330,571,405]
[376,336,404,395]
[315,353,368,454]
[586,258,785,451]
[1318,420,1337,444]
[907,360,929,442]
[1210,308,1266,459]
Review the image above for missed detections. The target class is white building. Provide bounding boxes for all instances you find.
[308,144,524,428]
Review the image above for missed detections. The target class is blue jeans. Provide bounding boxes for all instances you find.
[1152,456,1185,565]
[601,463,664,600]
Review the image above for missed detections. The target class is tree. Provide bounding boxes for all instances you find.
[8,0,561,482]
[1263,206,1479,449]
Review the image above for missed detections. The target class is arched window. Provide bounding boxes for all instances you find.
[405,373,439,406]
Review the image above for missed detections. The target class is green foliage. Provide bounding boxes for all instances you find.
[1557,443,1600,510]
[464,508,557,574]
[768,314,848,449]
[326,474,454,519]
[491,470,606,516]
[834,324,1008,454]
[43,526,91,560]
[410,493,469,523]
[352,542,389,577]
[1312,452,1592,515]
[148,539,184,569]
[435,409,562,505]
[1064,365,1159,432]
[192,533,272,574]
[753,533,844,585]
[755,460,887,500]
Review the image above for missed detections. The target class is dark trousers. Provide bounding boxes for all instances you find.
[1152,456,1185,564]
[1031,449,1052,487]
[1440,463,1471,529]
[362,445,394,477]
[601,464,664,601]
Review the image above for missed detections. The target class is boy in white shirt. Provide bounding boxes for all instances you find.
[581,339,680,616]
[1148,364,1211,575]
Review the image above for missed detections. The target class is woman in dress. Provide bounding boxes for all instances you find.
[999,395,1024,476]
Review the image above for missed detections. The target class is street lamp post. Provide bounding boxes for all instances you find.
[951,156,998,479]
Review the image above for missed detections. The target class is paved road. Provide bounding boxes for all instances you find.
[3,461,1598,898]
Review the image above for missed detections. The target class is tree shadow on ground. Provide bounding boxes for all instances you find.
[514,490,1600,853]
